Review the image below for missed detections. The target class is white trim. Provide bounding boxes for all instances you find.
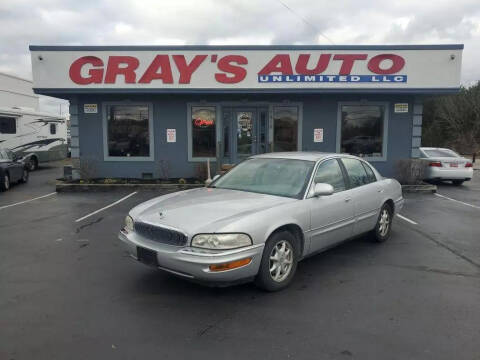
[75,191,138,222]
[102,102,155,162]
[336,101,389,162]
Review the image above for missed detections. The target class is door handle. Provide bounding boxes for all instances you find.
[377,189,384,193]
[344,198,352,202]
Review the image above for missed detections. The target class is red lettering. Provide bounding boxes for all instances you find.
[69,56,104,85]
[258,54,293,75]
[295,54,331,75]
[172,55,207,84]
[332,54,368,75]
[104,56,139,84]
[215,55,248,83]
[368,54,405,74]
[138,55,173,84]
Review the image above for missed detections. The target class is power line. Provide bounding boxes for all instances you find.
[275,0,335,45]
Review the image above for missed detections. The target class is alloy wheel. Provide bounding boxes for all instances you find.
[269,240,294,282]
[378,208,390,237]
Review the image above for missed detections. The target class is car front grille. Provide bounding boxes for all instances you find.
[134,222,188,246]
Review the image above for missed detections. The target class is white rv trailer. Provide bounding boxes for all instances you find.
[0,106,68,170]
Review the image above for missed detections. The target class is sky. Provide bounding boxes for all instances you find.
[1,0,479,114]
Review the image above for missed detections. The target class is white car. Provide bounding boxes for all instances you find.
[119,152,404,291]
[420,147,474,185]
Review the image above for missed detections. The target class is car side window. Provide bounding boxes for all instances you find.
[361,162,377,183]
[4,150,14,161]
[341,158,369,188]
[314,159,346,192]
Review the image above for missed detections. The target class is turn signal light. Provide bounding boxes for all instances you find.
[209,258,252,272]
[429,161,442,167]
[465,162,473,168]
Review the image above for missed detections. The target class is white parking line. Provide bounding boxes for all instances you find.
[435,193,480,210]
[0,192,56,210]
[75,191,137,223]
[397,214,418,225]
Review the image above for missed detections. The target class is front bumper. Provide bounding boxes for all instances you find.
[118,229,264,284]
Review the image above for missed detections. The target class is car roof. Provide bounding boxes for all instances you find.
[250,151,361,162]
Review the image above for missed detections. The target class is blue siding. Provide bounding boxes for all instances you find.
[75,93,417,178]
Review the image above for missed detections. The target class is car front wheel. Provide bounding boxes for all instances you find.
[1,173,10,191]
[255,231,299,291]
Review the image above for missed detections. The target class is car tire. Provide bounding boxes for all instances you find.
[29,157,38,171]
[1,173,10,192]
[255,231,299,292]
[452,180,464,186]
[371,202,393,243]
[19,168,29,183]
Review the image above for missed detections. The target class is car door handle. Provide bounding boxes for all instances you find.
[344,198,352,202]
[377,189,384,193]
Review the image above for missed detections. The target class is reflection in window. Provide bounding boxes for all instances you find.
[314,159,346,192]
[341,105,384,158]
[107,105,150,157]
[0,116,16,134]
[50,123,57,135]
[192,106,216,157]
[342,158,369,188]
[273,106,298,152]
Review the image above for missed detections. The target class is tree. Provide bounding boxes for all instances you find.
[422,82,480,160]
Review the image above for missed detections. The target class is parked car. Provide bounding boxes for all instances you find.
[419,147,473,185]
[0,148,29,191]
[119,152,404,291]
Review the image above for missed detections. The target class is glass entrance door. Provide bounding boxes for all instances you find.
[222,107,268,164]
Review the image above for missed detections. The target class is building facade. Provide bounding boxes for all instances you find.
[29,45,463,179]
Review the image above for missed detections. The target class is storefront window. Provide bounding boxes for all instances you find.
[273,106,298,152]
[340,105,385,158]
[192,106,216,157]
[107,105,150,157]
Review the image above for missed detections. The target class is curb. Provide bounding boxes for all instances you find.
[56,182,204,192]
[401,184,437,193]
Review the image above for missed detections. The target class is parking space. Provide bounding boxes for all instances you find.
[1,167,480,360]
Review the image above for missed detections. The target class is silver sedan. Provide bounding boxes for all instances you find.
[420,147,474,185]
[119,152,404,291]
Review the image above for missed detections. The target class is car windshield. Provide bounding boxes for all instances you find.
[211,158,315,199]
[423,149,459,158]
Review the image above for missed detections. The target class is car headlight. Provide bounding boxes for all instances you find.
[124,215,134,232]
[191,233,252,250]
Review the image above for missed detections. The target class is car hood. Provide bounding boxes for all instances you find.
[131,187,295,235]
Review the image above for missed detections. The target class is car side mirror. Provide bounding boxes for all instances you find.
[212,174,221,182]
[313,183,334,197]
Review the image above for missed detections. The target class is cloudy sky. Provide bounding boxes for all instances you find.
[1,0,479,114]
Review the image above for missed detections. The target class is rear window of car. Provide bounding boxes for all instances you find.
[361,162,377,183]
[341,158,370,188]
[423,149,459,158]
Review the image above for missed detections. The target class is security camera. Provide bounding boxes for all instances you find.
[38,55,43,61]
[450,54,456,60]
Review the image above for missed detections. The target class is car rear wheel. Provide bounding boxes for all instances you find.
[1,173,10,192]
[371,203,393,243]
[19,168,29,183]
[255,231,299,291]
[29,157,38,171]
[452,180,464,186]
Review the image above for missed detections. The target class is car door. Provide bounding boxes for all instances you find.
[306,158,355,254]
[4,149,22,182]
[340,158,382,235]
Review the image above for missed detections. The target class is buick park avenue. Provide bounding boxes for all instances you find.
[119,152,403,291]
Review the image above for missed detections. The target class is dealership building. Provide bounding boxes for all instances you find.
[29,44,463,179]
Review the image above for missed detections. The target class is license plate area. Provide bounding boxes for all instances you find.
[449,163,458,167]
[137,246,159,267]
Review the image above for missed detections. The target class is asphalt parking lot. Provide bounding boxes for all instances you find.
[1,164,479,360]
